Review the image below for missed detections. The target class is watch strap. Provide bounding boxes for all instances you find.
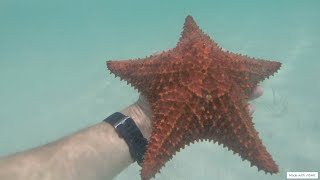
[103,112,148,166]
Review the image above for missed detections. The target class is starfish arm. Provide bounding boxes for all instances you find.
[177,15,219,51]
[141,86,193,180]
[213,52,281,98]
[107,51,185,77]
[107,55,185,97]
[206,93,278,173]
[227,52,281,86]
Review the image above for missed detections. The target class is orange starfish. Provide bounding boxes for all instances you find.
[107,15,281,180]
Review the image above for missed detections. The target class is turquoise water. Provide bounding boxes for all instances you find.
[0,1,319,179]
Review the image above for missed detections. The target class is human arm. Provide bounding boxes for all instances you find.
[0,98,152,180]
[0,86,263,180]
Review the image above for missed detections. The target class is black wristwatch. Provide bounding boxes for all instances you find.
[103,112,148,165]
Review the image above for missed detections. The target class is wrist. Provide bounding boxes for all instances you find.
[120,101,152,140]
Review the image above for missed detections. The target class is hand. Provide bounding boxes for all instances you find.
[137,85,263,122]
[127,85,264,139]
[247,85,264,115]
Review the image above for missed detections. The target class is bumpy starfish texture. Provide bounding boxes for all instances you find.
[107,15,281,180]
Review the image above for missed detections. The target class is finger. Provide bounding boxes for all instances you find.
[249,85,264,101]
[248,103,256,115]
